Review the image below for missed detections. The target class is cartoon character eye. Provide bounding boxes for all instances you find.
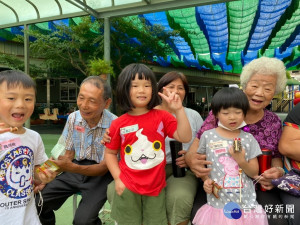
[23,158,28,166]
[124,145,132,155]
[152,141,161,151]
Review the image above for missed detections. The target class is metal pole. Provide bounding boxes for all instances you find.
[47,78,51,110]
[104,17,111,84]
[24,24,31,129]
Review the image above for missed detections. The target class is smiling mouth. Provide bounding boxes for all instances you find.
[131,153,156,164]
[81,111,91,116]
[252,99,263,104]
[12,113,25,119]
[137,96,147,100]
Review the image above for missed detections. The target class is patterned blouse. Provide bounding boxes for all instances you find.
[196,109,282,158]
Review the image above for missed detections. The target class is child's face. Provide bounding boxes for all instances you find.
[130,74,152,110]
[0,82,35,129]
[217,107,244,130]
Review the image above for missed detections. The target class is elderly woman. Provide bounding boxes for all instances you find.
[185,57,288,225]
[156,71,203,225]
[278,102,300,225]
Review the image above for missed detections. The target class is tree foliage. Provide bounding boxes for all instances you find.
[0,53,46,78]
[25,16,173,79]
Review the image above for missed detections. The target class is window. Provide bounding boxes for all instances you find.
[60,78,78,101]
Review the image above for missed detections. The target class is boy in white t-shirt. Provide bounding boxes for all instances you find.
[0,70,55,225]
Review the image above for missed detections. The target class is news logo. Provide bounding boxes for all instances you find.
[223,202,242,219]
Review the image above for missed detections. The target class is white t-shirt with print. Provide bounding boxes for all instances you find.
[0,128,48,225]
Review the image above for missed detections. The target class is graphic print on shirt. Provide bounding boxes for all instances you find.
[124,128,164,170]
[219,156,243,190]
[0,146,34,199]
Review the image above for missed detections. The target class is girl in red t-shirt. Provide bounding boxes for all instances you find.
[105,63,192,225]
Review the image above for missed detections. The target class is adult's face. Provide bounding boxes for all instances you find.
[243,73,277,112]
[77,82,111,127]
[162,78,186,102]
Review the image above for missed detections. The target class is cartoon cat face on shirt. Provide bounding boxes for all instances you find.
[124,128,164,170]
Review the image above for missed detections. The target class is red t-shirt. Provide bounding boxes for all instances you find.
[106,109,177,196]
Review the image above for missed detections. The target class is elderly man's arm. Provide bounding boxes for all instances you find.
[279,126,300,161]
[51,150,109,176]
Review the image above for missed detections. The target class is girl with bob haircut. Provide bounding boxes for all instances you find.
[116,63,160,112]
[105,63,192,225]
[211,87,249,117]
[193,87,268,225]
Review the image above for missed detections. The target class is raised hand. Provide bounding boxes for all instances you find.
[158,87,183,111]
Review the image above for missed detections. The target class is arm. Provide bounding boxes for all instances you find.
[176,110,204,168]
[51,150,109,176]
[158,89,192,143]
[104,148,125,196]
[185,137,212,178]
[279,126,300,161]
[172,107,192,143]
[229,147,259,178]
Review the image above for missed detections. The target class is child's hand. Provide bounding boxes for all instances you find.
[0,123,15,134]
[158,87,183,111]
[33,180,47,193]
[36,167,56,184]
[229,146,246,165]
[100,128,111,145]
[203,178,214,194]
[115,178,126,196]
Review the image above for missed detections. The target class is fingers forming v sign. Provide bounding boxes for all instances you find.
[158,87,182,111]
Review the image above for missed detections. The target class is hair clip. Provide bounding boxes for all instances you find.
[212,181,222,199]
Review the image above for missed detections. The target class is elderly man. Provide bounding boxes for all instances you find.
[36,76,117,225]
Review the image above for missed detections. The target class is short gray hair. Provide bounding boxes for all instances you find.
[240,57,286,94]
[80,76,112,100]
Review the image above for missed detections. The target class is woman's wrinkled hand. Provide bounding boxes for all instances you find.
[253,167,283,190]
[186,152,212,178]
